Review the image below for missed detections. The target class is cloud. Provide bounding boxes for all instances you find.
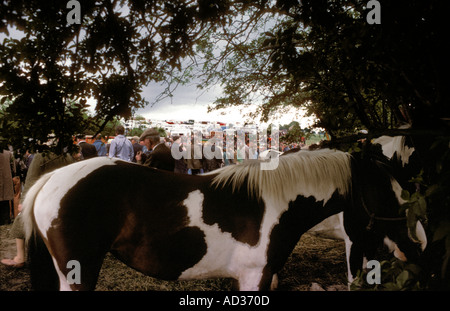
[136,82,247,123]
[137,82,316,127]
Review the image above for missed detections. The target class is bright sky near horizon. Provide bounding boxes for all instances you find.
[135,83,315,127]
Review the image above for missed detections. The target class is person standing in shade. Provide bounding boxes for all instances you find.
[92,134,107,156]
[76,134,98,159]
[136,128,175,171]
[131,136,143,163]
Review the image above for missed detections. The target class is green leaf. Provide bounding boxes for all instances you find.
[401,190,410,201]
[396,270,410,288]
[417,196,427,215]
[408,169,424,184]
[410,191,420,202]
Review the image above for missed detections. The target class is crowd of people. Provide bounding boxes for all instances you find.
[0,124,303,268]
[73,125,304,175]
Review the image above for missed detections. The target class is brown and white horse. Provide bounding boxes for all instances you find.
[308,132,427,283]
[22,148,424,290]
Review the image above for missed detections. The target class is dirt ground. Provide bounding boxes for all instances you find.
[0,223,348,291]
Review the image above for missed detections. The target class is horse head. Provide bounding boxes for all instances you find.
[348,139,427,268]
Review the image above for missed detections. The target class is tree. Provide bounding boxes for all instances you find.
[0,0,234,152]
[281,121,309,144]
[199,0,448,136]
[1,1,448,143]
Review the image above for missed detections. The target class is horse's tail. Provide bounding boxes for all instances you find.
[22,171,60,290]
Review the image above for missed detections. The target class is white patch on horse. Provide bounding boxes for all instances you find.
[374,132,414,167]
[32,157,122,240]
[179,190,288,290]
[51,256,73,291]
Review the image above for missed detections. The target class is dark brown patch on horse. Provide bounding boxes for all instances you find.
[202,175,265,246]
[47,162,209,289]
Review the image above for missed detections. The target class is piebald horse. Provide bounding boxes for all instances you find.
[309,132,427,283]
[22,148,424,290]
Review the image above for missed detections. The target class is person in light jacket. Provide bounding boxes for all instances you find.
[108,125,134,162]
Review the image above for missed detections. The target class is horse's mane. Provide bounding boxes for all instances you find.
[211,148,352,204]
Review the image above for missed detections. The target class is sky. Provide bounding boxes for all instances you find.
[136,82,315,127]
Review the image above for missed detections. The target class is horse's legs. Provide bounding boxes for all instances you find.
[237,267,273,291]
[344,236,354,284]
[339,212,356,286]
[235,272,276,291]
[349,241,364,283]
[270,274,279,290]
[29,229,106,291]
[237,270,264,290]
[50,250,107,291]
[44,230,110,291]
[238,266,278,291]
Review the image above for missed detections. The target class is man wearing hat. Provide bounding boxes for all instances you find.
[76,134,98,159]
[136,128,175,171]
